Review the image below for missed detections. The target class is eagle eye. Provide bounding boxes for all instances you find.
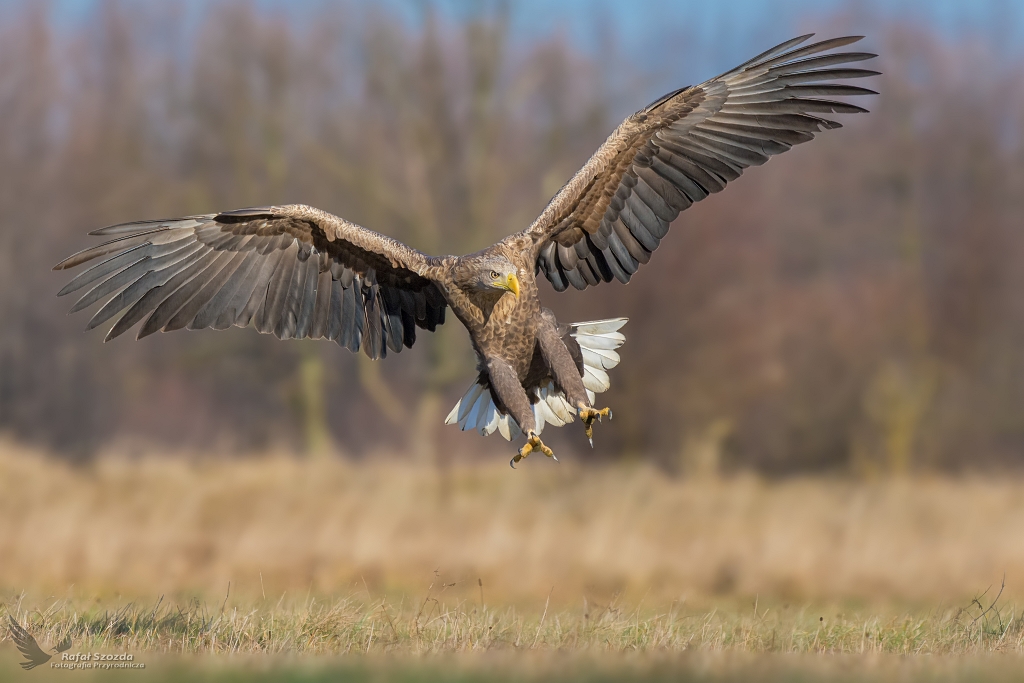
[490,270,500,279]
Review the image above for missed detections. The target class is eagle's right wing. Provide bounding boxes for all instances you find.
[503,35,878,291]
[54,204,448,359]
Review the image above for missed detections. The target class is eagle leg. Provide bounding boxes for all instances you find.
[511,431,556,468]
[538,312,606,447]
[579,406,612,447]
[486,356,548,468]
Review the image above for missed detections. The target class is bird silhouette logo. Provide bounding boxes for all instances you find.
[7,616,72,670]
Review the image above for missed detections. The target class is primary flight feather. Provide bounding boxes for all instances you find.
[55,35,877,466]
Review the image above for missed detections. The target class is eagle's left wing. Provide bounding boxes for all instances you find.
[501,35,877,291]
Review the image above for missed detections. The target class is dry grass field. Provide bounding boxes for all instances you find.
[2,440,1024,680]
[2,592,1023,681]
[0,440,1022,604]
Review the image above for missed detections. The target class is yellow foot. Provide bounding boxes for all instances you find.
[578,406,612,447]
[510,432,556,468]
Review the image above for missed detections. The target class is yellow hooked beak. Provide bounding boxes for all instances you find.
[500,272,520,298]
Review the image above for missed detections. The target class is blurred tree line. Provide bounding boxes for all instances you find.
[0,2,1023,473]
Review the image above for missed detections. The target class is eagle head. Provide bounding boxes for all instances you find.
[461,256,520,299]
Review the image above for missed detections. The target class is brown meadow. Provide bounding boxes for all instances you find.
[0,440,1020,606]
[3,440,1024,680]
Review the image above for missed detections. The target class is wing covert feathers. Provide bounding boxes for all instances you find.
[514,35,877,292]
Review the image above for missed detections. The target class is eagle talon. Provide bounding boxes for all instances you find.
[579,406,611,423]
[579,406,611,443]
[516,432,554,465]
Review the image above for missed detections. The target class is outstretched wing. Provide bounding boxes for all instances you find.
[54,204,448,359]
[7,616,52,670]
[507,35,878,291]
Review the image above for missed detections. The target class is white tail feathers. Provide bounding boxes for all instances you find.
[444,318,627,440]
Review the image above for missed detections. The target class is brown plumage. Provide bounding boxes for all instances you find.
[54,35,877,465]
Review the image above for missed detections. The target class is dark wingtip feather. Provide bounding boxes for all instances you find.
[89,219,164,236]
[56,281,77,295]
[88,215,213,236]
[804,35,865,51]
[727,34,814,75]
[85,312,109,332]
[106,323,134,342]
[53,251,94,271]
[819,100,870,114]
[758,37,872,72]
[768,33,816,56]
[133,325,157,341]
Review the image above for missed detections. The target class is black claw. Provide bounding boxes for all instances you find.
[510,457,517,469]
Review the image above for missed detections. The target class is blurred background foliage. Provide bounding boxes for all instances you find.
[2,0,1024,474]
